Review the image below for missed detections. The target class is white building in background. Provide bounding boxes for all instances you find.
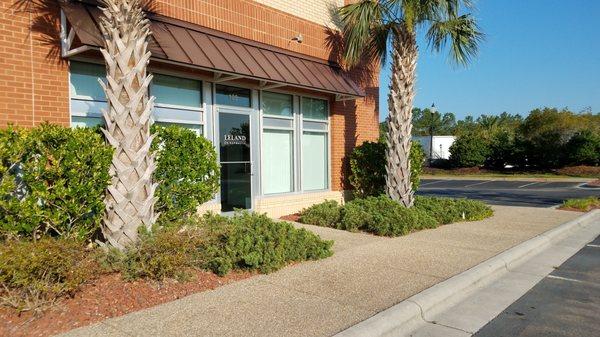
[414,135,456,160]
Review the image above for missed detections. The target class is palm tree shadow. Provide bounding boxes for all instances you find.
[11,0,64,63]
[323,4,380,190]
[11,0,159,64]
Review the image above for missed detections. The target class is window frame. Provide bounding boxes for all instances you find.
[299,95,330,192]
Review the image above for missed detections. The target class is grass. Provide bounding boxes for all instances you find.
[560,197,600,212]
[423,170,591,180]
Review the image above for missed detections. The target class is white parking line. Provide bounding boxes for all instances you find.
[420,180,444,187]
[463,180,495,188]
[587,244,600,248]
[518,181,540,188]
[547,275,583,283]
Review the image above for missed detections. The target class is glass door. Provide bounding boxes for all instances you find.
[219,110,252,211]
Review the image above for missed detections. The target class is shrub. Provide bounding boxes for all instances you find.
[563,130,600,166]
[340,196,437,236]
[298,200,342,227]
[0,238,96,311]
[449,133,490,168]
[349,140,424,198]
[151,125,220,223]
[414,196,493,224]
[116,226,206,282]
[561,197,600,211]
[0,125,112,240]
[203,212,333,275]
[349,141,385,197]
[486,130,516,169]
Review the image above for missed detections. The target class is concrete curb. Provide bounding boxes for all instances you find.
[335,209,600,337]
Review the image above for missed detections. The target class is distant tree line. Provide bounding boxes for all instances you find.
[380,107,600,169]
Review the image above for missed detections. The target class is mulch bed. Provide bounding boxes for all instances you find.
[558,205,600,212]
[280,213,300,222]
[0,270,252,337]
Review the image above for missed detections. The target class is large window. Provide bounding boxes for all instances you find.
[261,92,294,194]
[301,97,329,190]
[151,74,203,134]
[69,61,106,127]
[69,62,204,133]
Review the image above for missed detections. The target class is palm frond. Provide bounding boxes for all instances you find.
[338,0,385,66]
[426,13,484,66]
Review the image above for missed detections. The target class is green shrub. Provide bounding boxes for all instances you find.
[116,226,206,282]
[203,212,333,275]
[349,141,386,197]
[486,130,517,169]
[298,200,342,227]
[414,196,493,224]
[349,140,424,198]
[0,125,113,240]
[0,238,96,311]
[563,130,600,166]
[151,125,220,223]
[449,132,490,168]
[104,211,333,279]
[340,196,437,236]
[561,196,600,211]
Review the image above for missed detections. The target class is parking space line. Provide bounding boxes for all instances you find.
[420,180,444,187]
[547,275,583,283]
[518,181,540,188]
[463,180,495,188]
[587,244,600,248]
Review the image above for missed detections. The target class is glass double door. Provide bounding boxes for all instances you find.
[219,109,252,212]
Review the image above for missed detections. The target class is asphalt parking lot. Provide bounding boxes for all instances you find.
[416,179,599,207]
[474,235,600,337]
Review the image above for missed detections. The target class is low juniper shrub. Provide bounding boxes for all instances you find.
[298,200,342,228]
[0,238,97,311]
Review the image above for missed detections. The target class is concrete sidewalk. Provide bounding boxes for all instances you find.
[61,206,580,337]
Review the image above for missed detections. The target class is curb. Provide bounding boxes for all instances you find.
[335,209,600,337]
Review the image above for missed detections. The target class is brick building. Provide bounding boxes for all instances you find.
[0,0,379,216]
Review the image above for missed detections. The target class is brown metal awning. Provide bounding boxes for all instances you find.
[60,2,364,99]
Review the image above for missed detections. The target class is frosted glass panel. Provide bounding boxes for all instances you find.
[152,74,201,108]
[69,62,106,100]
[263,130,293,194]
[262,91,292,117]
[302,132,328,190]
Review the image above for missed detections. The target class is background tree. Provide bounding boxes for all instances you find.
[413,106,455,163]
[98,0,157,249]
[339,0,483,207]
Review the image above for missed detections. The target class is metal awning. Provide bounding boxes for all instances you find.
[60,1,364,99]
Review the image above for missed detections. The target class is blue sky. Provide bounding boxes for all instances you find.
[378,0,600,121]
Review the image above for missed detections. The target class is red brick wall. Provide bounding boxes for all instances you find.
[0,1,69,127]
[0,0,379,191]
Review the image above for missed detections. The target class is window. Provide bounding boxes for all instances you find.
[69,62,205,134]
[261,92,294,194]
[262,91,292,117]
[216,84,251,107]
[301,97,329,190]
[69,61,106,127]
[301,97,328,120]
[151,74,203,134]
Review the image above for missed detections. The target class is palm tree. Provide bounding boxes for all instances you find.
[339,0,482,207]
[98,0,157,249]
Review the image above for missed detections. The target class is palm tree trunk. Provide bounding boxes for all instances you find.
[98,0,157,249]
[385,26,417,207]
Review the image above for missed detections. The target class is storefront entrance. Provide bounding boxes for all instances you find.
[218,107,253,212]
